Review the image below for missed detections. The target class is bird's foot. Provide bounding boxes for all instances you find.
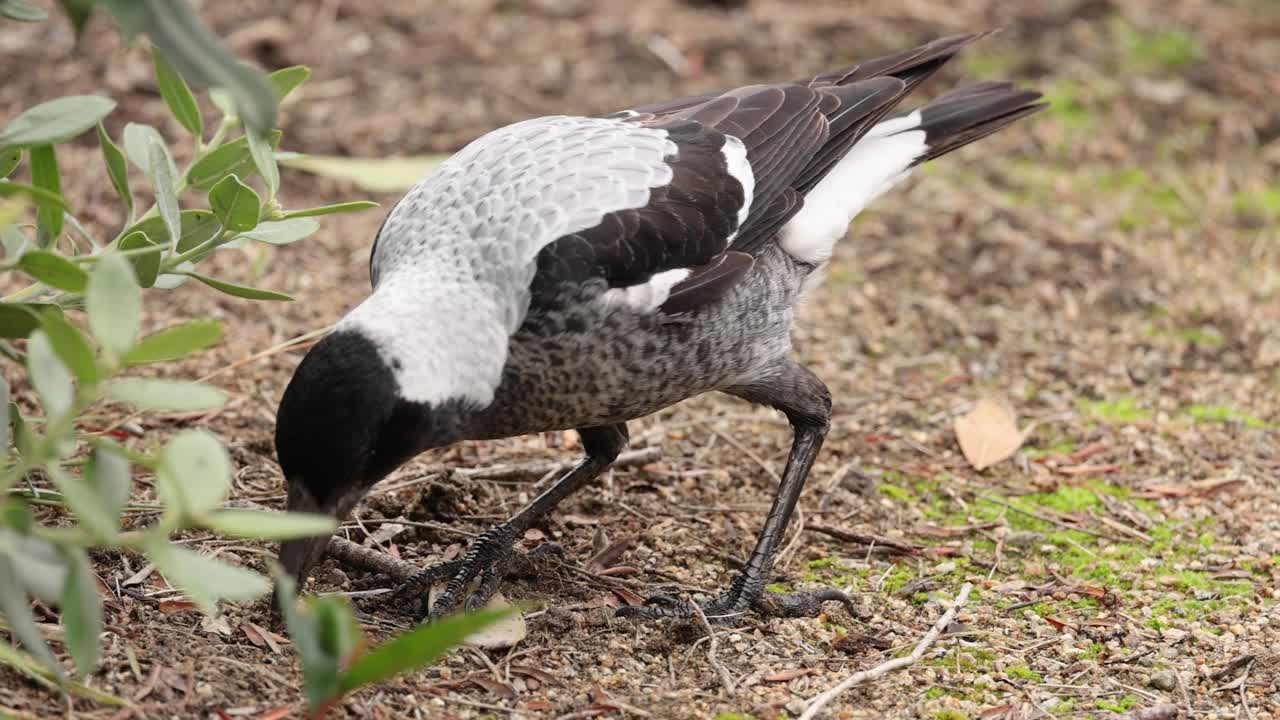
[615,583,853,624]
[391,523,561,620]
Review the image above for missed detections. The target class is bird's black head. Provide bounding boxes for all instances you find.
[274,329,463,583]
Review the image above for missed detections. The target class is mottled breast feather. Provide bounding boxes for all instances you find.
[343,116,678,407]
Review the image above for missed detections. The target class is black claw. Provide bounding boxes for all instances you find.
[465,566,504,612]
[386,523,573,621]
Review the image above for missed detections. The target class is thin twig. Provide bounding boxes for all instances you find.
[688,593,736,697]
[979,496,1125,542]
[197,325,332,383]
[807,524,922,555]
[453,447,662,481]
[799,583,973,720]
[1239,658,1255,720]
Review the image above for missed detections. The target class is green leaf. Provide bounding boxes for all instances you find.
[0,555,61,678]
[102,0,277,132]
[1,505,32,534]
[38,310,98,385]
[148,141,181,250]
[157,428,231,515]
[86,446,131,527]
[281,153,449,193]
[107,378,226,412]
[17,249,87,292]
[60,548,102,678]
[202,509,335,540]
[246,128,278,196]
[0,95,115,149]
[47,465,119,541]
[275,575,344,708]
[57,0,95,39]
[1,222,28,258]
[26,330,73,418]
[3,530,65,601]
[208,174,260,232]
[97,123,132,216]
[143,538,270,614]
[0,180,71,213]
[152,47,203,138]
[122,209,220,255]
[340,607,514,693]
[0,375,8,453]
[85,252,141,356]
[281,201,379,220]
[0,304,41,338]
[269,66,311,102]
[8,401,33,457]
[238,217,317,245]
[187,273,292,301]
[118,230,161,288]
[185,129,282,190]
[208,88,237,118]
[123,319,223,364]
[121,123,172,178]
[0,0,47,21]
[28,145,62,247]
[0,147,20,178]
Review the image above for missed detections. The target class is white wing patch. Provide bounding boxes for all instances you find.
[721,135,754,234]
[779,110,927,264]
[344,116,677,406]
[600,268,691,313]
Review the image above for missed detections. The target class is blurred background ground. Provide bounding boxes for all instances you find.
[1,0,1278,718]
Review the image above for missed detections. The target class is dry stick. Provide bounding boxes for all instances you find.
[686,593,736,697]
[798,583,973,720]
[979,496,1125,543]
[197,325,332,383]
[807,524,922,555]
[327,536,417,582]
[453,447,662,481]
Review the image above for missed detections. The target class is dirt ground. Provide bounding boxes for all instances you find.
[2,0,1279,718]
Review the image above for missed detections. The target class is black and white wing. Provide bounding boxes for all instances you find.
[544,33,1007,315]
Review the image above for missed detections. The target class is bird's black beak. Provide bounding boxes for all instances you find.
[278,481,337,588]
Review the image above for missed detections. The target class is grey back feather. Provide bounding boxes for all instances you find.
[340,116,676,407]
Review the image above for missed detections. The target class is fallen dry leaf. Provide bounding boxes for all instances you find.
[427,584,526,649]
[954,397,1029,471]
[512,665,562,687]
[471,677,517,699]
[157,600,197,614]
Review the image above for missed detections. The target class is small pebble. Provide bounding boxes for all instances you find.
[1149,669,1177,691]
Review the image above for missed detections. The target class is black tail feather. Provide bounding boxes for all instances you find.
[909,84,1047,164]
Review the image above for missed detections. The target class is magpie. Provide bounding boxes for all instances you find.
[276,32,1045,622]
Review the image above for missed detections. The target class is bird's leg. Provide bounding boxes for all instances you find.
[393,423,628,620]
[618,362,853,623]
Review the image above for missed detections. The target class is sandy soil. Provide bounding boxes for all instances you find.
[1,0,1278,718]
